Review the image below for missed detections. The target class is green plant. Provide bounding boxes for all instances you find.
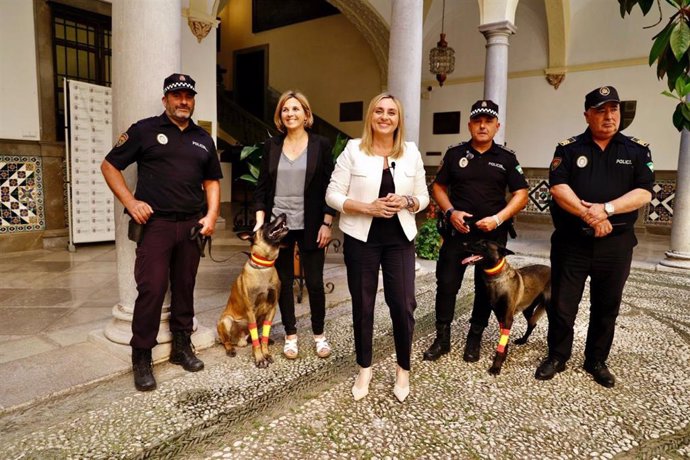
[237,144,263,186]
[416,218,441,260]
[332,132,349,161]
[619,0,690,130]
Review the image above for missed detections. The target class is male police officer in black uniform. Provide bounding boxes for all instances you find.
[101,73,223,391]
[423,100,528,363]
[535,86,654,388]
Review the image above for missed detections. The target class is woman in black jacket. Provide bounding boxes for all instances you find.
[254,90,336,359]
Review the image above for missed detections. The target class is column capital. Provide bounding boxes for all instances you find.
[479,20,517,37]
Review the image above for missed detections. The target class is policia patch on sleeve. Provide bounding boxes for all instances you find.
[550,157,562,171]
[114,132,128,148]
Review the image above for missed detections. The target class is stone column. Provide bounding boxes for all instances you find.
[660,129,690,269]
[387,0,423,144]
[93,0,213,360]
[479,21,516,146]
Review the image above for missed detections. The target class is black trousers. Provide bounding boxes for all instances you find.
[548,230,635,363]
[274,230,326,336]
[434,229,508,328]
[131,217,201,349]
[344,234,417,371]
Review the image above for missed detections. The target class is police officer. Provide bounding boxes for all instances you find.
[423,100,528,363]
[101,73,223,391]
[535,86,654,388]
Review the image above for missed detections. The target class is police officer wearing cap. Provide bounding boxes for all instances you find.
[101,73,223,391]
[535,86,654,388]
[423,100,528,363]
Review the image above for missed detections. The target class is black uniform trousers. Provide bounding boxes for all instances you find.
[130,216,201,349]
[548,229,635,363]
[434,229,507,328]
[274,229,326,336]
[343,234,417,371]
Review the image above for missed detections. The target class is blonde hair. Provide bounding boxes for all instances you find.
[360,92,406,159]
[273,90,314,133]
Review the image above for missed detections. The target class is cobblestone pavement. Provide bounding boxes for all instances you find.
[2,257,689,459]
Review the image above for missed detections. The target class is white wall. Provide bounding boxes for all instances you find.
[0,0,40,140]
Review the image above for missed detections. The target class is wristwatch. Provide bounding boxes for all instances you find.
[445,208,455,220]
[604,202,615,217]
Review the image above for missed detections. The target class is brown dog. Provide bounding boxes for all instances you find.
[217,213,288,368]
[462,240,551,375]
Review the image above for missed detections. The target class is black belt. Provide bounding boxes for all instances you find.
[150,211,203,221]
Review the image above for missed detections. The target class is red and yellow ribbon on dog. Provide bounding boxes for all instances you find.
[248,322,260,348]
[261,321,271,344]
[496,327,510,353]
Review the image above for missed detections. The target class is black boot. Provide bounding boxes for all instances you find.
[463,324,484,362]
[423,323,451,361]
[170,331,204,372]
[132,348,156,392]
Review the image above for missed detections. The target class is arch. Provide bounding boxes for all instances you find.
[327,0,389,83]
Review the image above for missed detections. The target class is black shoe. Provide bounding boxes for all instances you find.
[583,361,616,388]
[422,323,451,361]
[132,348,156,392]
[535,357,566,380]
[170,331,204,372]
[462,324,484,363]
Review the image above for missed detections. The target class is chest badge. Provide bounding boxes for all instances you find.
[576,155,588,168]
[459,157,469,168]
[157,133,168,145]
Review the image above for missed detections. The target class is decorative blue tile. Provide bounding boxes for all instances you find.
[0,156,45,233]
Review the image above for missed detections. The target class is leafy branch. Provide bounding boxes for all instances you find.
[619,0,690,130]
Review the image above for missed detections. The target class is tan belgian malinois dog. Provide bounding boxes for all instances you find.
[462,239,551,375]
[217,213,288,368]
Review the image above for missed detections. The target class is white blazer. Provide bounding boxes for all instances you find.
[326,139,430,242]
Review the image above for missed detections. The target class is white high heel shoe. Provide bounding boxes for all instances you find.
[352,367,372,401]
[393,366,410,403]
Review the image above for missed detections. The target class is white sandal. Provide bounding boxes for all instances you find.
[314,336,332,358]
[283,337,298,359]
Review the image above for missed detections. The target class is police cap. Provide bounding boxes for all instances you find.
[584,86,620,110]
[469,100,499,119]
[163,73,197,95]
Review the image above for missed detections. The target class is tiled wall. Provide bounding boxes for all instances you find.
[522,175,676,227]
[0,156,45,234]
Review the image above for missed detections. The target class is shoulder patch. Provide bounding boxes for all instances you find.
[631,137,650,147]
[558,137,576,146]
[114,132,128,148]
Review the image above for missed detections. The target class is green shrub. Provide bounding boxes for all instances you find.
[416,218,441,260]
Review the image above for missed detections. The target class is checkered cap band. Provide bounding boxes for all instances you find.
[470,108,498,118]
[164,81,196,94]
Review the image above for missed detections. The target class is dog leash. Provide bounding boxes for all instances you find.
[189,225,236,263]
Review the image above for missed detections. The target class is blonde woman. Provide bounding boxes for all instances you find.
[326,93,429,402]
[254,91,335,360]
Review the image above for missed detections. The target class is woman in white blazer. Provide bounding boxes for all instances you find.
[326,92,429,402]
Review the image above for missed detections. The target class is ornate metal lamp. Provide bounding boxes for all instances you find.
[429,0,455,86]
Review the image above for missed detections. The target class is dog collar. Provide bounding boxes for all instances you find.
[249,252,276,269]
[483,258,506,276]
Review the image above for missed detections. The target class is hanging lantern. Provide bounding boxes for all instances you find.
[429,0,455,86]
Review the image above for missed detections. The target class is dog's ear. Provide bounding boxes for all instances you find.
[500,246,515,257]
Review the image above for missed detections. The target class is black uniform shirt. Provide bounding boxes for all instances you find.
[435,141,528,218]
[105,113,223,214]
[549,128,654,231]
